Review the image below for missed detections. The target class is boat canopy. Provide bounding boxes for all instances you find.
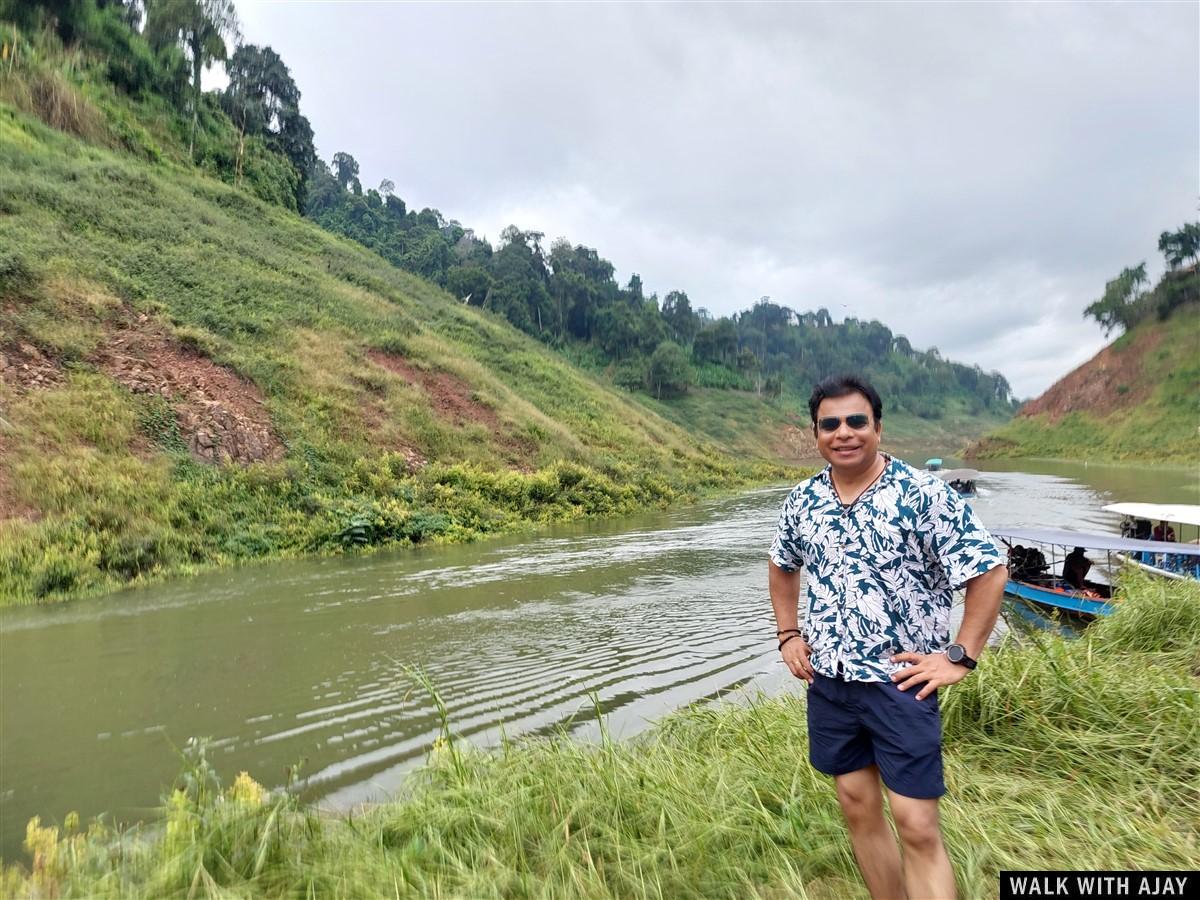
[935,469,979,482]
[990,526,1200,557]
[1101,503,1200,528]
[925,458,943,469]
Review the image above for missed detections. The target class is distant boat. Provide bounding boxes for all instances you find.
[925,458,943,471]
[990,526,1200,619]
[1102,502,1200,581]
[935,468,979,497]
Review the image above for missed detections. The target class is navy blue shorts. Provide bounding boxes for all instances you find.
[806,671,945,799]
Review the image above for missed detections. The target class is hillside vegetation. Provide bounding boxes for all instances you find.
[0,94,792,604]
[970,271,1199,463]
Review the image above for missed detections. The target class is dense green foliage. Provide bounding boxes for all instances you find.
[5,573,1197,896]
[1158,223,1200,273]
[0,101,789,605]
[0,6,313,210]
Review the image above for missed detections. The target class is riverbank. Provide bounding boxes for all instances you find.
[5,573,1197,898]
[0,457,795,607]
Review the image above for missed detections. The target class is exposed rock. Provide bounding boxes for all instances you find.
[0,341,64,392]
[93,320,284,466]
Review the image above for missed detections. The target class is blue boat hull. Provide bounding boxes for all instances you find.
[1004,579,1115,617]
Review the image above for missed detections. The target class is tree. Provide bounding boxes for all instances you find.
[1158,223,1200,270]
[222,45,296,134]
[692,319,738,366]
[595,302,640,358]
[384,193,406,218]
[220,44,304,183]
[625,274,644,303]
[331,152,361,194]
[271,108,314,207]
[646,341,691,399]
[220,53,315,202]
[445,266,494,306]
[145,0,241,156]
[662,290,698,345]
[1084,263,1149,335]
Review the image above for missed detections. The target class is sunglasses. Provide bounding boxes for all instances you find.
[816,413,873,433]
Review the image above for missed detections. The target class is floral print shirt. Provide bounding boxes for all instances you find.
[769,455,1005,682]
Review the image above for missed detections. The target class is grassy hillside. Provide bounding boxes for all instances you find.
[4,573,1197,896]
[969,298,1199,463]
[0,102,790,605]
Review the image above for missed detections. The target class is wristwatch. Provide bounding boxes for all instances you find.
[945,643,977,670]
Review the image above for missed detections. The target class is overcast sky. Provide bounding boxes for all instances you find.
[228,1,1197,398]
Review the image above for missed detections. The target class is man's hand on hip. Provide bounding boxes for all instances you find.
[782,639,814,683]
[889,651,969,700]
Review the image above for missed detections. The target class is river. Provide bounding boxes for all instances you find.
[1,455,1196,859]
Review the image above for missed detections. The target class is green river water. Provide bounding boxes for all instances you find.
[1,454,1196,860]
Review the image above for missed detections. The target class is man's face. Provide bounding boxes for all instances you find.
[813,392,882,473]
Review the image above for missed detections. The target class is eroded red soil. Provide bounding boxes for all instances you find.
[1017,327,1162,421]
[367,350,537,470]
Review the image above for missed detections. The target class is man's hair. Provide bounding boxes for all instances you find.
[807,374,884,425]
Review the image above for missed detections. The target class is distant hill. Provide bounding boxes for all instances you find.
[968,271,1199,463]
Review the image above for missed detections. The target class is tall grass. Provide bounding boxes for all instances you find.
[4,574,1197,898]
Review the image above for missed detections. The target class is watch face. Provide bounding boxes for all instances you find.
[947,645,964,663]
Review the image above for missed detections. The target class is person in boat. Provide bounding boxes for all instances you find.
[1153,521,1177,542]
[769,374,1007,900]
[1008,544,1031,578]
[1010,545,1048,582]
[1062,546,1092,589]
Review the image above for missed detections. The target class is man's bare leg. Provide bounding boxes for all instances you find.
[887,789,955,899]
[834,766,905,899]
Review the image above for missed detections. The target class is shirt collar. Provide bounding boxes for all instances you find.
[815,453,897,503]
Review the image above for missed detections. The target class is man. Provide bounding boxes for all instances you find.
[1152,520,1177,543]
[1062,546,1092,589]
[768,374,1007,900]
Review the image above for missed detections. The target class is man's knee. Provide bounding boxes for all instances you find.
[834,768,885,824]
[890,796,943,853]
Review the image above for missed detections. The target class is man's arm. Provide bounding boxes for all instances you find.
[769,561,813,682]
[953,562,1007,660]
[769,561,802,633]
[890,562,1007,699]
